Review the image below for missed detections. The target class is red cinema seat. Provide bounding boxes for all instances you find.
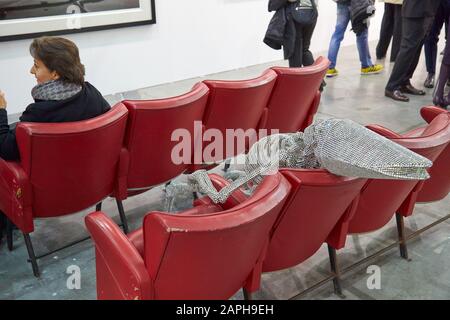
[85,173,291,300]
[112,83,209,231]
[405,106,450,202]
[197,69,277,166]
[208,170,366,296]
[0,104,128,277]
[263,57,330,133]
[327,112,450,278]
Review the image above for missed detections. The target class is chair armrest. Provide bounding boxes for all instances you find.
[0,159,33,233]
[366,124,402,139]
[208,173,249,209]
[421,106,448,124]
[85,212,153,300]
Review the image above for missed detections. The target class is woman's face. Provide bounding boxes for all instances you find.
[30,58,59,84]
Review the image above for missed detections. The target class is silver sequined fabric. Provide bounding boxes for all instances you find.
[168,119,432,206]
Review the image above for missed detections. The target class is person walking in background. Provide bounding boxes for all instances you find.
[376,0,403,62]
[286,0,319,68]
[326,0,383,78]
[385,0,440,102]
[433,17,450,109]
[423,0,450,89]
[264,0,326,89]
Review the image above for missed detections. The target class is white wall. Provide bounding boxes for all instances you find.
[0,0,384,114]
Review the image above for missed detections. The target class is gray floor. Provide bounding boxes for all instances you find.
[1,43,449,300]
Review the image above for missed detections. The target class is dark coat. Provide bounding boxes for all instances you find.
[264,0,296,59]
[0,82,111,161]
[402,0,441,18]
[350,0,376,35]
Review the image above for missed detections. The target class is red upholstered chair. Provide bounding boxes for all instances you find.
[208,170,366,296]
[0,104,128,277]
[262,56,330,133]
[110,83,209,232]
[405,106,450,202]
[327,112,450,282]
[85,173,291,300]
[196,69,277,166]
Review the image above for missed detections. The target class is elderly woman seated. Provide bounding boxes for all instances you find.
[0,36,111,242]
[0,36,111,161]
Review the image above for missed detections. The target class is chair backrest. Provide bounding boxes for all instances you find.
[201,69,277,163]
[417,107,450,202]
[142,173,291,299]
[262,169,366,272]
[15,104,128,218]
[122,83,209,189]
[263,57,330,133]
[347,113,450,234]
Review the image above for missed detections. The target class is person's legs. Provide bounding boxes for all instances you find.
[424,7,445,75]
[406,17,435,81]
[376,3,395,59]
[289,22,304,68]
[386,17,426,98]
[390,4,403,62]
[434,17,450,107]
[327,3,350,69]
[356,28,373,68]
[301,19,317,67]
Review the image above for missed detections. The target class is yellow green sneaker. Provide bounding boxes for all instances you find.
[326,68,339,78]
[361,64,384,75]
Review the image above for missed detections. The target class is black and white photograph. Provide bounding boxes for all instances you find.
[0,0,155,41]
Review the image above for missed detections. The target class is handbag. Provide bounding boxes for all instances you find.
[291,0,318,25]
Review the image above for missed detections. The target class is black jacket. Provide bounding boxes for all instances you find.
[264,0,296,59]
[402,0,440,18]
[0,82,111,161]
[350,0,376,35]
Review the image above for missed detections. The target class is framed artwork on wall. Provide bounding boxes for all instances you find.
[0,0,156,42]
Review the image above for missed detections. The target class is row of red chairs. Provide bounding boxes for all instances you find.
[86,106,450,300]
[0,58,329,277]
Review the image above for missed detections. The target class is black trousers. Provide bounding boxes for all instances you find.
[386,16,435,91]
[424,1,450,74]
[376,3,403,62]
[288,19,317,68]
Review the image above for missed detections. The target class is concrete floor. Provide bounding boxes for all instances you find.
[1,43,449,300]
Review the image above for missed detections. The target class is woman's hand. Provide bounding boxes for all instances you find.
[0,91,7,109]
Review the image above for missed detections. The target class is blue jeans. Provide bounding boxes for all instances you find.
[327,3,373,69]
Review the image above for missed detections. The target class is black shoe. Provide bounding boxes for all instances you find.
[424,74,435,88]
[385,89,410,102]
[400,84,426,96]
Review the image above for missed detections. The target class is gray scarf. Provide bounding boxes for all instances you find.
[31,80,82,101]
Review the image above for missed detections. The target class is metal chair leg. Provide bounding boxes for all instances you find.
[115,199,129,235]
[242,288,253,300]
[95,202,102,211]
[23,233,40,278]
[327,244,345,298]
[6,218,13,251]
[395,213,410,260]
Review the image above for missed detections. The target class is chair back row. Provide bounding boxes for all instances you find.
[12,57,328,226]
